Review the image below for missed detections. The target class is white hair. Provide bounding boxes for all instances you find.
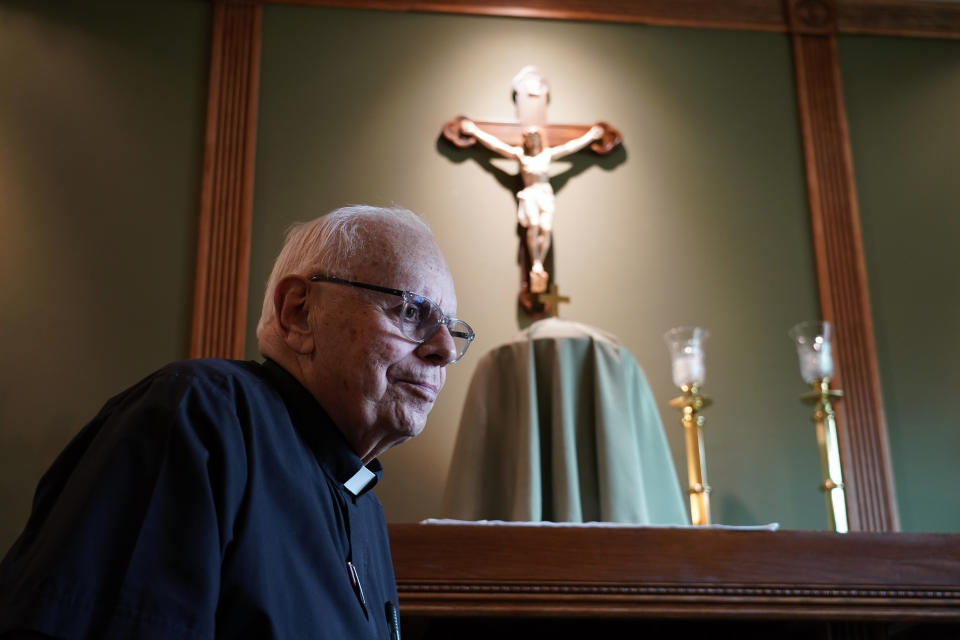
[255,204,431,354]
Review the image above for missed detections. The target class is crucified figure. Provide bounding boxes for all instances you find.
[442,66,622,314]
[458,118,604,294]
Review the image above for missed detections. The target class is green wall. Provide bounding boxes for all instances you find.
[0,0,209,551]
[2,3,957,558]
[839,35,960,532]
[249,6,825,530]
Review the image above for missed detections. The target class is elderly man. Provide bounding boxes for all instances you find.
[0,205,473,639]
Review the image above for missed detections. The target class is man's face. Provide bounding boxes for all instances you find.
[304,225,459,460]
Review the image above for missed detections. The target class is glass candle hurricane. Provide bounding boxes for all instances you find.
[790,320,848,532]
[664,326,709,388]
[664,326,712,526]
[789,321,834,383]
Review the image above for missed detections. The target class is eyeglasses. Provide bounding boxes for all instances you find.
[309,274,475,364]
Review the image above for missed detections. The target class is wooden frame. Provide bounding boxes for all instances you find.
[263,0,960,38]
[788,2,900,531]
[190,0,959,530]
[190,0,262,359]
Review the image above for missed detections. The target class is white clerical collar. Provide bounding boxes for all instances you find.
[343,465,377,496]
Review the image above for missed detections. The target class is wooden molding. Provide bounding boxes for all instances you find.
[786,0,838,35]
[190,0,263,359]
[266,0,960,38]
[791,33,899,532]
[837,0,960,39]
[390,524,960,621]
[268,0,788,32]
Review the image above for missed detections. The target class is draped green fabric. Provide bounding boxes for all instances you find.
[443,319,687,524]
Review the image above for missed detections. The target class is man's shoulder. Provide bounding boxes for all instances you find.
[86,359,288,461]
[146,358,274,390]
[156,358,264,385]
[103,358,274,418]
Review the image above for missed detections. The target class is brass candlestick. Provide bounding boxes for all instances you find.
[664,326,712,526]
[669,384,712,526]
[789,320,849,533]
[801,378,848,533]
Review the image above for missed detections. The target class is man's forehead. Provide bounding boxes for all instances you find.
[351,224,455,299]
[358,225,438,271]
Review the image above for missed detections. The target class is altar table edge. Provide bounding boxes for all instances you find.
[388,523,960,622]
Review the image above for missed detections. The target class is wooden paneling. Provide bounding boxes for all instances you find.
[790,30,899,531]
[264,0,960,38]
[390,523,960,621]
[191,0,262,359]
[267,0,788,31]
[837,0,960,39]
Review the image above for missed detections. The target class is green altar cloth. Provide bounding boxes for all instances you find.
[443,318,687,524]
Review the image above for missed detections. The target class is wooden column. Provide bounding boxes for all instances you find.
[787,0,899,532]
[190,0,262,359]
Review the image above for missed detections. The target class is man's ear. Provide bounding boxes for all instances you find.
[274,275,314,355]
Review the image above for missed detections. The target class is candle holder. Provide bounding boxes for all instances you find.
[789,321,848,533]
[664,327,712,526]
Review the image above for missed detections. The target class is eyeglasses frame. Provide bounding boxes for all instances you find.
[307,273,475,363]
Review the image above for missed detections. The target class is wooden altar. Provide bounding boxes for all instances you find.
[389,523,960,638]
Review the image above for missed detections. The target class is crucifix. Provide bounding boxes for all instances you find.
[538,283,571,318]
[442,66,622,316]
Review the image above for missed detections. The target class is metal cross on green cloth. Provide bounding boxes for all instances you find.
[538,283,570,317]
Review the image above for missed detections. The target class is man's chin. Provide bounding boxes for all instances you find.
[399,419,428,441]
[375,418,424,444]
[399,413,430,440]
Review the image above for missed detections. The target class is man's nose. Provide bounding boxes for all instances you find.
[416,325,458,366]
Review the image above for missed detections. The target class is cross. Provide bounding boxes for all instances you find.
[441,66,622,316]
[443,120,620,154]
[538,283,570,317]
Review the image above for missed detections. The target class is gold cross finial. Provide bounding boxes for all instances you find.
[538,283,570,317]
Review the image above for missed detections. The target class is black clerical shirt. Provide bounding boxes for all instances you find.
[0,358,399,639]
